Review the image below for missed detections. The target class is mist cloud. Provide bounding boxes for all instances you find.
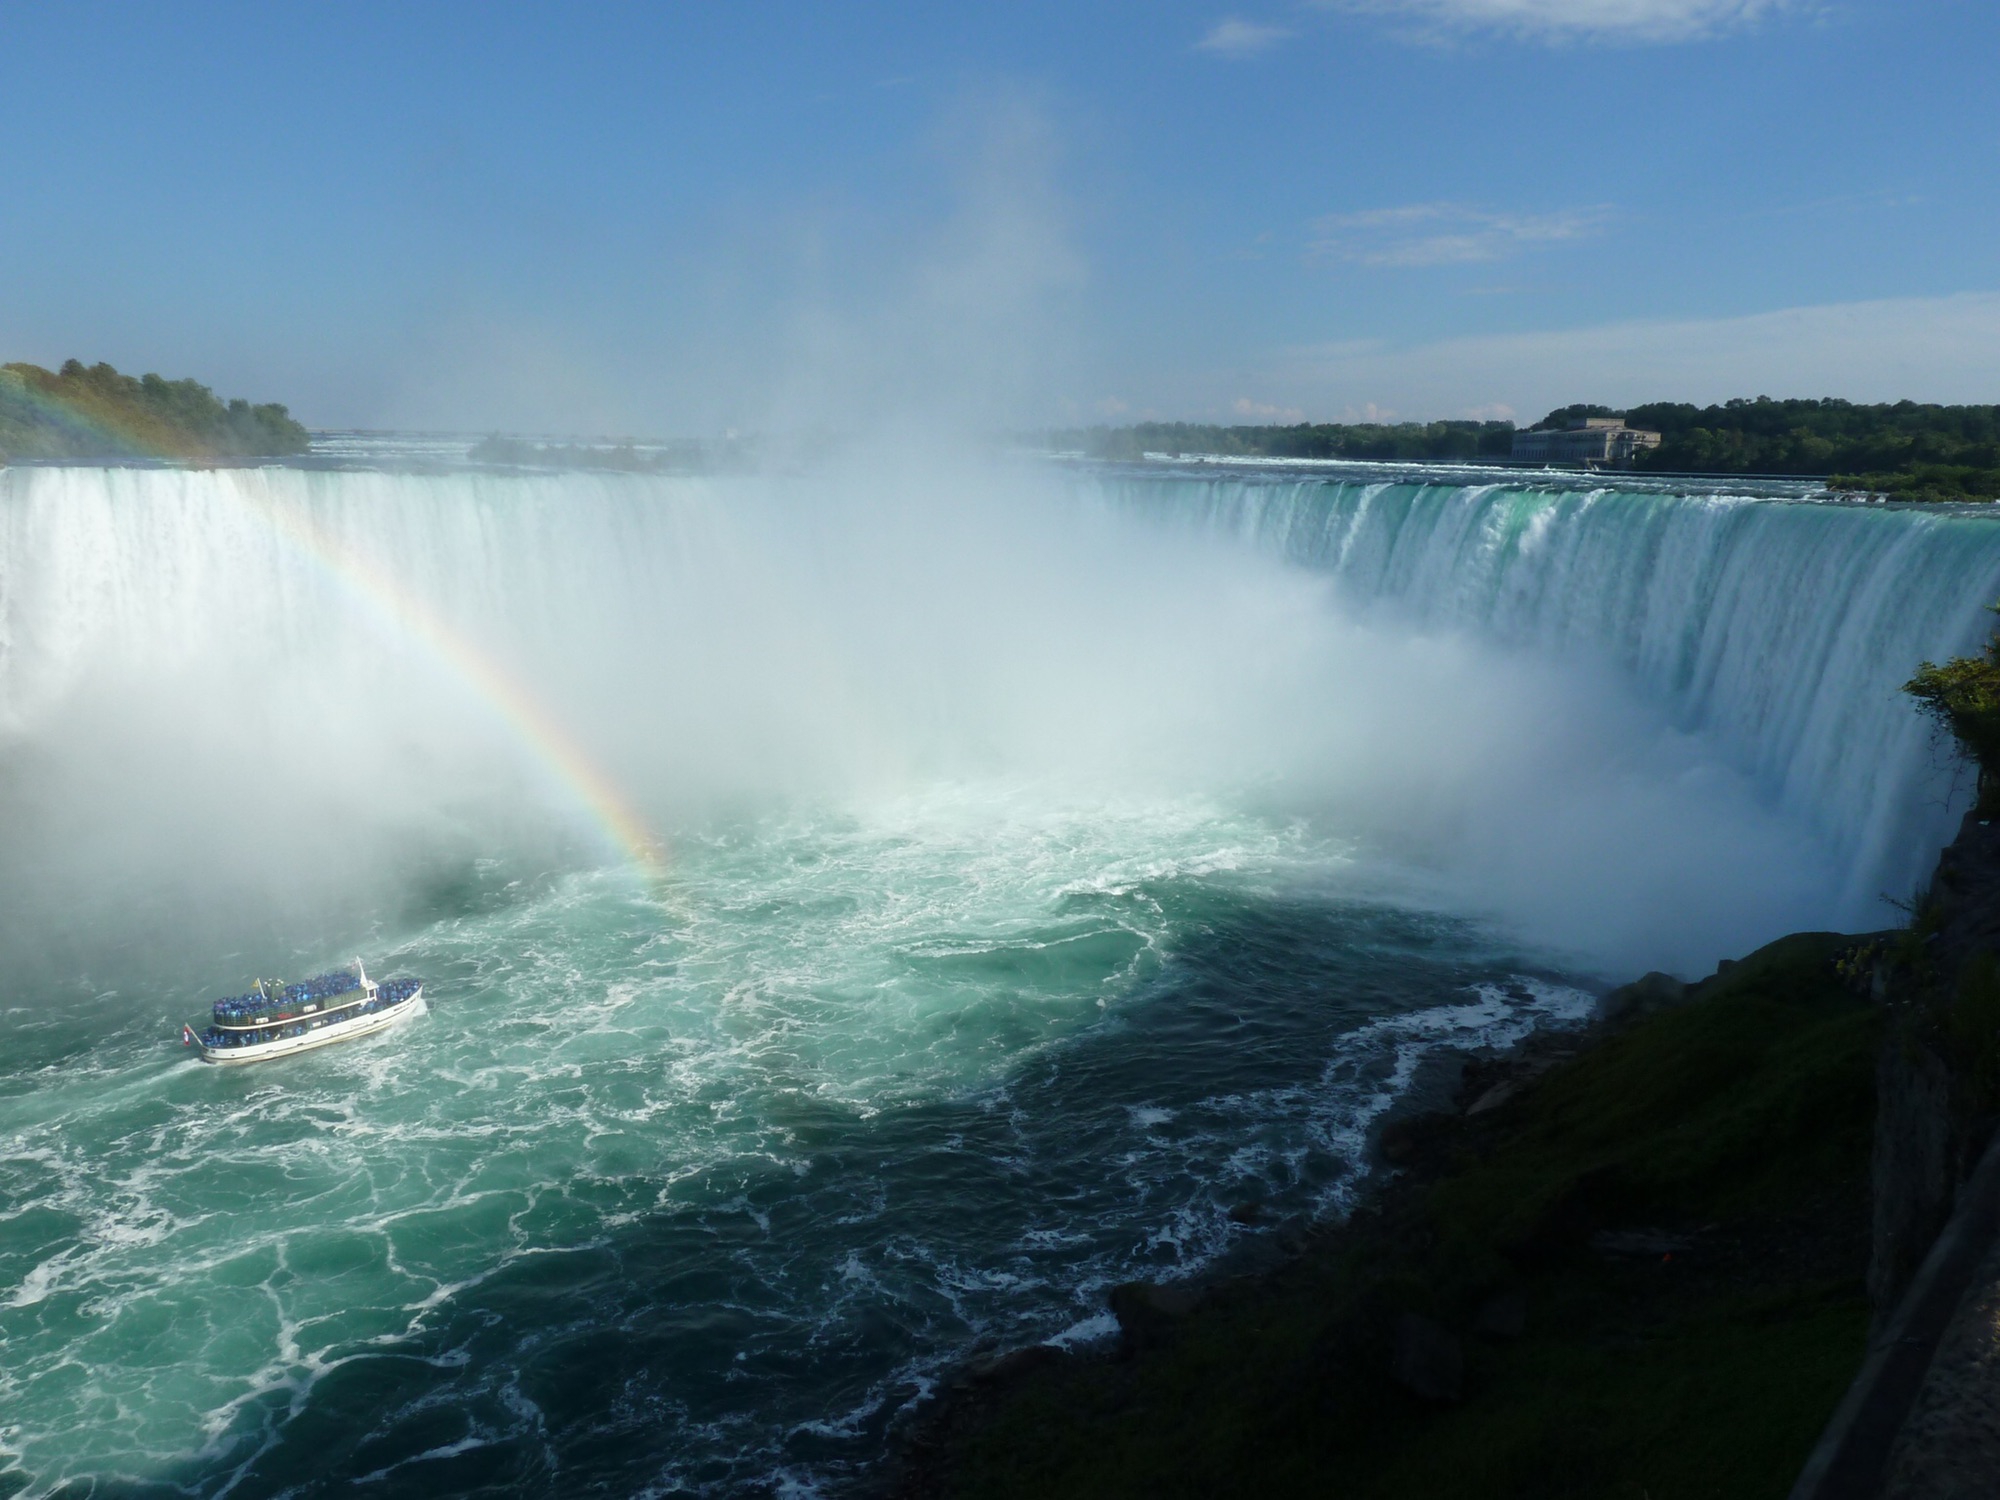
[1,458,1842,987]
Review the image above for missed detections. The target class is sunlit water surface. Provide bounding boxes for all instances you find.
[17,451,1998,1497]
[0,784,1586,1497]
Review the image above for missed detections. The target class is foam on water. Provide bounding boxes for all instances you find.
[0,780,1586,1495]
[4,457,1998,1495]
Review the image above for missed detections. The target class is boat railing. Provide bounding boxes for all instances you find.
[201,978,421,1045]
[212,968,364,1025]
[209,976,424,1032]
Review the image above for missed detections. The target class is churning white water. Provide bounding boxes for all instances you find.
[7,456,1984,980]
[1,454,1996,1496]
[1095,466,2000,926]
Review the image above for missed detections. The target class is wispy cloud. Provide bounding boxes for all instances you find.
[1232,396,1308,421]
[1259,290,2000,419]
[1341,401,1401,423]
[1310,202,1610,266]
[1196,17,1295,56]
[1323,0,1798,43]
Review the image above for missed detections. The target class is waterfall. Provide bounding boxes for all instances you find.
[1095,470,2000,917]
[5,459,1999,970]
[14,456,1999,1496]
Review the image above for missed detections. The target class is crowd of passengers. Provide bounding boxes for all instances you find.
[201,977,423,1047]
[212,969,361,1024]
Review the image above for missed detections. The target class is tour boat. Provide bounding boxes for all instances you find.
[183,959,423,1065]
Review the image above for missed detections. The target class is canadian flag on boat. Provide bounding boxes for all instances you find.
[182,1025,197,1046]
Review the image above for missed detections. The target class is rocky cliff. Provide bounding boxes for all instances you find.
[1869,812,2000,1320]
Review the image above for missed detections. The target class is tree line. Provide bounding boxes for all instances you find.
[1623,397,2000,497]
[1051,397,2000,499]
[1049,419,1516,464]
[0,359,310,462]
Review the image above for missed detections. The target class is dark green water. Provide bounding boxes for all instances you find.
[0,789,1587,1496]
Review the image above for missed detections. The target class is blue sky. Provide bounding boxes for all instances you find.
[1,1,1994,433]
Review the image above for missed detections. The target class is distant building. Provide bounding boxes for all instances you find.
[1511,416,1663,468]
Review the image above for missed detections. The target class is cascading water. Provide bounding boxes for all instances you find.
[2,454,1996,1498]
[1094,468,2000,916]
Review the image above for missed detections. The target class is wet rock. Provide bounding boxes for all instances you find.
[1108,1280,1204,1353]
[965,1344,1063,1386]
[1390,1313,1463,1402]
[1376,1111,1452,1166]
[1589,1228,1692,1258]
[1597,971,1688,1026]
[1465,1080,1519,1117]
[1473,1288,1527,1339]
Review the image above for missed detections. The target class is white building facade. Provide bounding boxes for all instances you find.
[1511,416,1664,468]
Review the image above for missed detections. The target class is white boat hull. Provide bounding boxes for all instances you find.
[198,990,424,1065]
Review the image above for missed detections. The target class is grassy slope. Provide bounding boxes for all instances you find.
[924,932,1879,1500]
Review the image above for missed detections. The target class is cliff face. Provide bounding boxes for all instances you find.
[1872,1038,1958,1314]
[1869,812,2000,1320]
[1925,815,2000,968]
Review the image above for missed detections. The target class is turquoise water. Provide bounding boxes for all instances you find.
[6,455,1994,1496]
[0,784,1586,1495]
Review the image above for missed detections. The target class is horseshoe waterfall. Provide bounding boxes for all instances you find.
[3,458,1998,1498]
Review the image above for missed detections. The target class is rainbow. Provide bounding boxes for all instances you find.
[5,371,665,875]
[221,473,669,879]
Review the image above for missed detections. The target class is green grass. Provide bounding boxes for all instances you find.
[924,932,1880,1500]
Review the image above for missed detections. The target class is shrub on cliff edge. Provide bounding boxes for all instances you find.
[1906,612,2000,815]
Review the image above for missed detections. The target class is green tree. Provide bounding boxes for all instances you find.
[1907,612,2000,813]
[1532,402,1620,430]
[0,358,309,460]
